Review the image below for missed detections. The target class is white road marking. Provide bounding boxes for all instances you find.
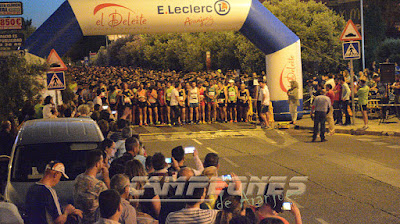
[222,157,240,168]
[192,139,203,145]
[371,142,388,146]
[387,145,400,149]
[356,138,373,142]
[206,147,218,154]
[315,218,330,224]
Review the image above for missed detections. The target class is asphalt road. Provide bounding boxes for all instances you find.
[136,123,400,224]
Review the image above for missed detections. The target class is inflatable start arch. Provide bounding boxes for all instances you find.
[24,0,303,121]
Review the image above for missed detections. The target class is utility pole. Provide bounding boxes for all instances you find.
[360,0,365,71]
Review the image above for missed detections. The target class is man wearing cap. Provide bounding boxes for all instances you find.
[25,160,83,224]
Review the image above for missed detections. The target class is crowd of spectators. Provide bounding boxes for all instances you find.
[306,65,400,135]
[22,133,303,224]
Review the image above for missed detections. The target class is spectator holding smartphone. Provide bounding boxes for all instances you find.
[255,190,302,224]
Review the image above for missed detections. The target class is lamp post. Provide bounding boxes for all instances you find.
[360,0,365,71]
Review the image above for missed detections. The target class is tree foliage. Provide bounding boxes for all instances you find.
[375,38,400,64]
[263,0,345,74]
[0,56,47,119]
[22,19,36,39]
[94,0,345,75]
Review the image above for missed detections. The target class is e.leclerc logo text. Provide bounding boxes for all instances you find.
[157,0,230,16]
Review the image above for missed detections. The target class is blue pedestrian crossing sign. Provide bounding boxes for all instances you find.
[47,72,66,90]
[343,41,360,60]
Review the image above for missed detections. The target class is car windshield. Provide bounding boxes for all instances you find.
[11,142,98,182]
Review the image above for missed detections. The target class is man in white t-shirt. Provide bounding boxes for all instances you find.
[324,73,335,89]
[259,80,271,129]
[170,82,181,126]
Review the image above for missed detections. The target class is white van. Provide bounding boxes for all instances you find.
[4,118,104,217]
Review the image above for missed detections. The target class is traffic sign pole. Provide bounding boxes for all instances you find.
[350,59,355,125]
[340,20,362,126]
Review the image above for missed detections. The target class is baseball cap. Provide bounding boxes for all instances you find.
[45,160,69,179]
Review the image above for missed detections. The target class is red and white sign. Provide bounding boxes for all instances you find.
[340,19,362,41]
[0,17,23,30]
[47,49,67,71]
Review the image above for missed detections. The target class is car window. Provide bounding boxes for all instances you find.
[11,143,98,182]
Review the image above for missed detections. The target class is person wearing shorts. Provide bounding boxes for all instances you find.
[165,82,173,124]
[198,82,206,124]
[356,79,370,130]
[147,86,158,125]
[259,80,271,129]
[227,80,238,122]
[121,82,134,124]
[238,83,250,122]
[216,81,227,123]
[157,82,166,124]
[206,80,217,123]
[137,83,147,126]
[188,81,200,124]
[178,86,186,124]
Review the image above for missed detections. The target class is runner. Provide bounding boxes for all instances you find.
[157,82,166,124]
[216,81,228,123]
[121,83,134,124]
[164,81,174,125]
[178,84,187,124]
[188,81,200,124]
[198,82,206,124]
[147,85,158,125]
[137,83,147,126]
[238,83,250,122]
[205,80,217,123]
[227,80,238,122]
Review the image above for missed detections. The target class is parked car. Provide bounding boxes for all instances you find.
[4,118,104,217]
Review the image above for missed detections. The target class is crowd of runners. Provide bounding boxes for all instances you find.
[68,66,267,126]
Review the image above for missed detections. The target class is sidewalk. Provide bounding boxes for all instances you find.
[296,114,400,137]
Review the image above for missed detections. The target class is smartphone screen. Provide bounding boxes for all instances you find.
[282,202,292,211]
[222,174,232,181]
[165,158,172,164]
[184,146,195,154]
[111,111,117,115]
[102,105,109,110]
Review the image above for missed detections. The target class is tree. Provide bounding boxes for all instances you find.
[365,0,400,38]
[364,4,386,69]
[0,56,47,119]
[263,0,345,74]
[22,19,36,39]
[375,38,400,64]
[94,0,345,75]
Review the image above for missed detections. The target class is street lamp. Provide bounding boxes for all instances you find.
[360,0,365,71]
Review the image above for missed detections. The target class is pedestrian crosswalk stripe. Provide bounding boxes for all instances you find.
[356,139,373,142]
[387,145,400,149]
[371,142,388,146]
[222,157,240,167]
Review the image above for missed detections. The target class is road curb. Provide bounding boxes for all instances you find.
[297,126,400,137]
